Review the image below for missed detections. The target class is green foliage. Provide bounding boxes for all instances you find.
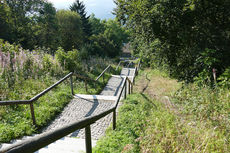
[115,0,230,82]
[94,93,229,152]
[0,40,64,99]
[0,0,12,41]
[36,2,59,52]
[89,34,120,57]
[56,47,82,72]
[70,0,92,41]
[2,0,46,49]
[56,10,83,51]
[87,19,129,58]
[94,69,229,152]
[0,0,129,58]
[173,84,230,148]
[0,40,118,142]
[94,94,150,152]
[0,83,72,142]
[218,67,230,88]
[89,14,106,35]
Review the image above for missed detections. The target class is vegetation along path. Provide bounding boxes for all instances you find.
[0,67,136,152]
[42,74,128,139]
[94,69,229,152]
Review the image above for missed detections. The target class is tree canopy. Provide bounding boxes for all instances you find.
[70,0,92,42]
[56,10,83,51]
[114,0,230,82]
[0,0,128,58]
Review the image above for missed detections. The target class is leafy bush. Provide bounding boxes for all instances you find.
[56,47,82,72]
[218,67,230,88]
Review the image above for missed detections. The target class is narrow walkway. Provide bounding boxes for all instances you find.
[42,68,135,139]
[1,67,136,153]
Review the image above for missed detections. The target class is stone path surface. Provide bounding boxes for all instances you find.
[42,99,115,139]
[0,67,135,153]
[99,76,124,96]
[121,68,135,76]
[42,68,132,140]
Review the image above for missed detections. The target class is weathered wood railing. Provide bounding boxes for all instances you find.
[0,76,134,153]
[0,65,112,126]
[73,74,96,92]
[95,65,111,82]
[0,72,74,126]
[0,61,140,153]
[116,59,141,71]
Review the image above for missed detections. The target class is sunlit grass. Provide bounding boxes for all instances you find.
[93,68,229,152]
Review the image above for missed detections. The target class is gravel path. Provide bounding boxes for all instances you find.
[120,68,135,76]
[100,76,124,96]
[42,98,115,140]
[0,67,136,152]
[42,68,131,140]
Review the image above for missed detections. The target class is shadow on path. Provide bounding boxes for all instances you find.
[70,96,99,137]
[141,73,151,93]
[140,93,157,109]
[114,77,125,96]
[85,95,99,117]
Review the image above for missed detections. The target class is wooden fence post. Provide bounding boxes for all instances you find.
[113,110,116,130]
[70,75,74,95]
[124,79,127,99]
[129,80,131,94]
[85,125,92,153]
[85,79,88,92]
[131,82,133,94]
[30,103,36,126]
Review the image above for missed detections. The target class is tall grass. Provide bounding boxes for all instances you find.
[93,68,229,152]
[173,84,230,143]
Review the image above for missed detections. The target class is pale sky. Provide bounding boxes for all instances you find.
[48,0,116,19]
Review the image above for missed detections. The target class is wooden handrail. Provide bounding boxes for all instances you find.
[0,100,31,105]
[0,60,140,153]
[0,76,128,153]
[0,72,73,105]
[95,65,111,81]
[0,72,74,125]
[116,61,122,70]
[30,73,73,101]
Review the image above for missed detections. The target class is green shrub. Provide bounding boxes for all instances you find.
[218,67,230,88]
[56,47,82,72]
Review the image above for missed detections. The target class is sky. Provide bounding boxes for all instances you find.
[48,0,116,19]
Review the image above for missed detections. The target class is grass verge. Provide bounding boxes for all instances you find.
[93,68,229,152]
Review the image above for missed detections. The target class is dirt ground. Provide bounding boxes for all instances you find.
[134,69,181,111]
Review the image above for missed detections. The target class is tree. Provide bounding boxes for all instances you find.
[0,1,12,41]
[70,0,92,42]
[104,19,129,51]
[4,0,44,49]
[89,14,106,35]
[114,0,230,82]
[56,10,83,51]
[37,2,59,52]
[88,19,129,57]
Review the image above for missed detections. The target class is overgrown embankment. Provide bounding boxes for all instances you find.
[0,41,118,143]
[93,69,229,152]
